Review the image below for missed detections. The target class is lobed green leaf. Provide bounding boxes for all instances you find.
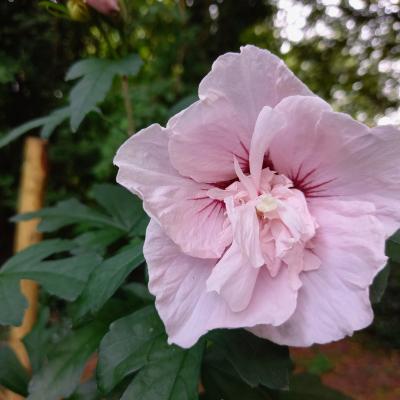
[66,55,142,131]
[72,242,144,321]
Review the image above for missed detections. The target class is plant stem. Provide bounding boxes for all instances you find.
[121,75,134,135]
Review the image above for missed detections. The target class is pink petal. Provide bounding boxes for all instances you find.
[250,199,387,346]
[268,95,333,187]
[199,45,313,135]
[145,220,298,348]
[269,97,400,234]
[206,241,260,312]
[249,106,286,187]
[206,200,264,312]
[225,198,264,267]
[86,0,119,14]
[114,124,230,258]
[168,46,313,184]
[168,97,250,183]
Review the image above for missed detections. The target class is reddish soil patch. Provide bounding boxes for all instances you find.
[291,335,400,400]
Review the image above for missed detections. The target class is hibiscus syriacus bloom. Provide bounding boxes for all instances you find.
[85,0,119,15]
[114,46,400,348]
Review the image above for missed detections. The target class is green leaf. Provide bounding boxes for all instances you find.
[0,275,27,325]
[97,306,164,393]
[72,229,124,256]
[0,345,29,396]
[98,306,204,400]
[121,341,204,400]
[0,117,49,148]
[72,242,144,321]
[211,329,291,390]
[0,107,70,148]
[67,381,102,400]
[0,240,101,326]
[2,252,101,302]
[12,199,120,233]
[27,321,108,400]
[386,229,400,262]
[90,184,148,235]
[66,55,142,131]
[0,240,74,325]
[5,255,100,301]
[202,351,274,400]
[12,184,147,235]
[1,240,74,270]
[23,308,51,372]
[370,262,391,304]
[40,107,70,139]
[277,373,352,400]
[121,282,154,305]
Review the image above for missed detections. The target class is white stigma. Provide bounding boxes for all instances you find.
[256,194,278,215]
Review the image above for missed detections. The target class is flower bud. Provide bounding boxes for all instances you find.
[85,0,120,16]
[67,0,90,22]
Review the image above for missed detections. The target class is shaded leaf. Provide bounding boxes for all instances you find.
[40,107,70,139]
[2,252,101,301]
[121,282,154,305]
[202,350,274,400]
[0,345,29,396]
[97,306,164,393]
[0,240,100,325]
[72,242,144,321]
[0,276,27,325]
[27,321,107,400]
[0,117,49,148]
[72,229,123,256]
[0,240,74,325]
[0,107,70,148]
[11,199,120,233]
[98,306,204,400]
[23,308,51,372]
[386,229,400,263]
[90,184,148,235]
[67,381,102,400]
[370,262,391,304]
[66,55,142,131]
[211,329,290,390]
[121,341,204,400]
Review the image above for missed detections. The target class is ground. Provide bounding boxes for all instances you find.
[291,333,400,400]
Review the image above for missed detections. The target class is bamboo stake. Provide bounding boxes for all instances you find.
[5,137,47,400]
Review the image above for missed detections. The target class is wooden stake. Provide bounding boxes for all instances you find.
[5,137,47,400]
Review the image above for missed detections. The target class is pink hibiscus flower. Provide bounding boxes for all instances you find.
[85,0,119,15]
[114,45,400,348]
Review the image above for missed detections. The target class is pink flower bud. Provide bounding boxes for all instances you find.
[85,0,120,15]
